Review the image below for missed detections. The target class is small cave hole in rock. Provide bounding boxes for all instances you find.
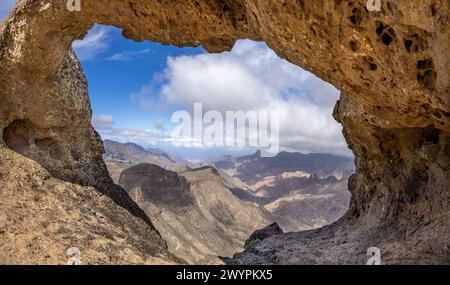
[3,119,65,166]
[347,2,366,26]
[417,58,434,70]
[349,8,363,25]
[349,41,359,52]
[376,22,396,46]
[3,120,32,152]
[404,39,414,52]
[72,24,355,264]
[430,4,437,17]
[404,33,427,53]
[417,70,437,91]
[420,125,441,146]
[382,33,394,45]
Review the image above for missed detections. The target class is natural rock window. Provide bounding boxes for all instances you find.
[0,0,448,265]
[74,25,354,263]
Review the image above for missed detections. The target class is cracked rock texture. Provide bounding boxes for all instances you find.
[0,0,449,264]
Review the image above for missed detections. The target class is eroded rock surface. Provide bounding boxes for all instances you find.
[0,0,449,264]
[244,223,284,248]
[0,147,182,264]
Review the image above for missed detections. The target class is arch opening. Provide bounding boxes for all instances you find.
[72,24,355,264]
[0,0,449,265]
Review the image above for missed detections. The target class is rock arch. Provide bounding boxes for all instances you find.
[0,0,448,264]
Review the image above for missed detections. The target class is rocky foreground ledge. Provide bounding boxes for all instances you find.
[0,147,183,264]
[0,1,449,264]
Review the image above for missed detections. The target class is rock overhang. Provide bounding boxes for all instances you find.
[0,0,449,264]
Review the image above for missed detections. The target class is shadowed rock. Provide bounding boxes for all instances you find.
[119,164,272,264]
[0,0,449,264]
[244,223,284,249]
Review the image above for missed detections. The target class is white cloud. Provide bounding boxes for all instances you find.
[154,119,166,131]
[133,40,350,156]
[107,48,153,61]
[160,54,273,111]
[92,115,114,130]
[272,98,348,154]
[100,128,171,147]
[0,0,16,22]
[73,26,109,61]
[93,114,170,146]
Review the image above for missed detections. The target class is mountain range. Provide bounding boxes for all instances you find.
[103,139,189,182]
[103,140,354,263]
[119,164,271,263]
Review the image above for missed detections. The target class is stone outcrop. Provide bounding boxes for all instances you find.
[0,148,182,264]
[0,0,449,264]
[244,223,284,248]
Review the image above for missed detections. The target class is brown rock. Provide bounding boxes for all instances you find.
[0,148,182,264]
[0,0,449,264]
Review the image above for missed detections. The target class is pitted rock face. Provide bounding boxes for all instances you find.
[0,0,449,264]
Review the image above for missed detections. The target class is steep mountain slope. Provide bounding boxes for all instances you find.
[0,147,182,265]
[103,140,187,171]
[119,164,272,264]
[106,142,353,234]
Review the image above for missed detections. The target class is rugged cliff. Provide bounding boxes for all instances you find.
[0,0,449,264]
[119,164,271,264]
[0,147,182,264]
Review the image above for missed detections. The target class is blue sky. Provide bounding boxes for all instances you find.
[74,26,203,132]
[0,0,15,20]
[1,3,351,160]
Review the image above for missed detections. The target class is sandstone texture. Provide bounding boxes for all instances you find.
[0,0,449,264]
[0,147,182,264]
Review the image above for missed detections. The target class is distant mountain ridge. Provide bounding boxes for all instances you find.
[210,150,354,232]
[103,140,190,182]
[104,139,177,164]
[212,150,354,184]
[104,140,353,242]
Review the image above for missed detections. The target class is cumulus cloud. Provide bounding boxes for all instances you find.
[107,48,153,61]
[92,115,115,130]
[73,26,110,61]
[133,40,350,156]
[93,114,170,146]
[100,128,171,147]
[154,119,166,131]
[161,54,273,111]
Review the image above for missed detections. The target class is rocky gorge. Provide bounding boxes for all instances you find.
[0,0,449,264]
